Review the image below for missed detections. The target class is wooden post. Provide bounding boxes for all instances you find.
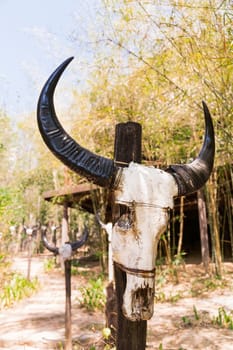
[27,235,32,281]
[65,260,72,350]
[113,122,147,350]
[197,189,210,273]
[61,202,72,350]
[208,172,222,276]
[177,196,184,255]
[26,228,33,281]
[62,202,69,244]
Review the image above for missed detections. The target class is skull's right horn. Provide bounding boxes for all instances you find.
[166,101,215,196]
[37,57,118,188]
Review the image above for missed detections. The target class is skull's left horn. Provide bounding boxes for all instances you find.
[166,101,215,196]
[37,57,117,187]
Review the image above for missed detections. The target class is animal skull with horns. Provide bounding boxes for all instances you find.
[37,57,215,321]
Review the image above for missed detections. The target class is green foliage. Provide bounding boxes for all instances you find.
[190,275,227,297]
[181,315,192,326]
[0,253,6,262]
[155,262,231,307]
[155,290,184,303]
[213,307,233,330]
[181,305,206,328]
[55,341,115,350]
[102,327,111,340]
[193,305,200,321]
[78,276,106,311]
[87,0,233,167]
[0,111,15,181]
[172,252,186,267]
[155,250,186,287]
[43,257,56,272]
[0,186,24,230]
[0,188,12,212]
[0,273,39,309]
[180,305,233,331]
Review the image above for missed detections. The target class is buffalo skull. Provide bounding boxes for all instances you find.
[37,57,215,321]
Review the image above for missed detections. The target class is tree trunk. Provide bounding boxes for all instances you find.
[61,202,69,245]
[65,260,72,350]
[207,172,222,277]
[91,188,109,274]
[177,196,184,256]
[224,166,233,260]
[197,189,210,273]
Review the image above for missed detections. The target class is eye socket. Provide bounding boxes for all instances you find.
[115,204,133,230]
[113,203,130,223]
[117,213,133,230]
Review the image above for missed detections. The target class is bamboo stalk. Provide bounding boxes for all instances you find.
[207,172,222,277]
[177,196,184,256]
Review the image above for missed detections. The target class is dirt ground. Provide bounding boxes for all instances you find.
[0,255,233,350]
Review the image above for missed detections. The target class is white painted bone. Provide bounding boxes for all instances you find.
[112,162,178,321]
[59,243,72,261]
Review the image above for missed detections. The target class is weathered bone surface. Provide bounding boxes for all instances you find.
[112,162,178,320]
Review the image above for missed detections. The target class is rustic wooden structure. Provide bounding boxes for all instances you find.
[197,189,210,272]
[64,260,72,350]
[113,121,147,349]
[43,183,98,211]
[43,188,89,350]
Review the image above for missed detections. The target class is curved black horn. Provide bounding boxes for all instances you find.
[166,101,215,196]
[70,226,89,251]
[37,57,117,187]
[41,226,59,255]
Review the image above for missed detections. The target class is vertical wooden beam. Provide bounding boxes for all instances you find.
[113,121,147,350]
[61,202,72,349]
[62,202,69,244]
[197,189,210,273]
[114,122,142,166]
[27,234,32,281]
[177,196,184,255]
[65,260,72,350]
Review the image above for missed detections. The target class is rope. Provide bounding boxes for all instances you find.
[114,160,130,166]
[115,199,170,212]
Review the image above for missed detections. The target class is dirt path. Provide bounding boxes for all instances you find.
[147,263,233,350]
[148,290,233,350]
[0,255,104,350]
[1,257,233,350]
